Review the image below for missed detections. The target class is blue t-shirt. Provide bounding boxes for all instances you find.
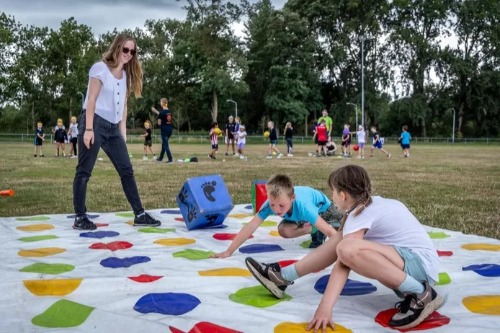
[257,186,331,225]
[401,131,411,145]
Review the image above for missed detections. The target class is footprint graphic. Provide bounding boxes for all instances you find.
[187,205,197,223]
[205,214,219,226]
[201,181,217,202]
[178,186,189,205]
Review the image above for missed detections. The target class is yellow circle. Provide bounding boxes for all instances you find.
[23,278,82,296]
[154,238,196,246]
[462,295,500,315]
[461,243,500,251]
[198,268,251,277]
[269,230,280,237]
[18,247,66,257]
[229,213,252,219]
[274,322,351,332]
[17,224,54,232]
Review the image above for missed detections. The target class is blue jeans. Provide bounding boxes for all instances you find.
[286,138,293,154]
[158,131,173,162]
[73,112,144,217]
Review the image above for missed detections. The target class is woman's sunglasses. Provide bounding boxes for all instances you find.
[122,47,136,56]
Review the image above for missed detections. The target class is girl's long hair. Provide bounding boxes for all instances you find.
[102,33,143,98]
[328,165,373,231]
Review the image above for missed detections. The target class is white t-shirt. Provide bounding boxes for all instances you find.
[237,131,247,144]
[342,196,439,282]
[356,130,366,143]
[69,123,78,137]
[83,62,127,124]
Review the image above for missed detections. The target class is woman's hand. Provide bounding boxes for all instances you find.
[83,131,94,149]
[210,251,232,259]
[307,303,335,333]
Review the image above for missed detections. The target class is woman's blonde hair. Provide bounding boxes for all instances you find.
[102,33,143,98]
[266,174,294,199]
[328,165,372,231]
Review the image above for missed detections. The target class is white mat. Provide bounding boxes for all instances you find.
[1,204,499,333]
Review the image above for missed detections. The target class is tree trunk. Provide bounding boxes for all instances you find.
[211,90,218,122]
[69,97,72,123]
[421,117,426,137]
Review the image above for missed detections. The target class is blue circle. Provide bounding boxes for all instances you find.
[160,209,181,214]
[100,256,151,268]
[239,243,284,254]
[79,231,119,239]
[134,293,201,315]
[314,276,377,296]
[463,264,500,277]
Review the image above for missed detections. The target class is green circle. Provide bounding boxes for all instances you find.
[32,300,94,328]
[20,263,75,275]
[436,272,451,285]
[428,232,450,239]
[115,212,135,218]
[19,235,59,242]
[229,285,292,308]
[172,249,215,260]
[16,216,50,221]
[138,227,175,233]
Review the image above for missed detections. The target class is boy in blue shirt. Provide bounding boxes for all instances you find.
[212,174,343,258]
[400,125,411,158]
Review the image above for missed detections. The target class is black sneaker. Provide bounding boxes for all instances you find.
[133,212,161,227]
[309,229,326,248]
[245,257,293,299]
[389,282,444,329]
[73,216,97,230]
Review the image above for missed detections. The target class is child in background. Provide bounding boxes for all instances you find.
[141,121,156,160]
[313,119,328,157]
[284,122,294,157]
[34,121,45,157]
[356,125,366,159]
[400,125,412,158]
[266,121,283,159]
[237,124,247,159]
[225,116,236,156]
[208,122,220,160]
[53,119,67,157]
[233,117,241,156]
[245,165,442,331]
[370,125,391,158]
[212,174,343,258]
[341,124,351,157]
[68,116,79,158]
[326,136,337,156]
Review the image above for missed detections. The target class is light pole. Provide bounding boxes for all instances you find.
[226,99,237,118]
[77,92,85,107]
[451,108,456,144]
[361,35,365,128]
[346,103,358,128]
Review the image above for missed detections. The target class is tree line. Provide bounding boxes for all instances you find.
[0,0,498,137]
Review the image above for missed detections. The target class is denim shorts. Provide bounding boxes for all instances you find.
[394,246,430,283]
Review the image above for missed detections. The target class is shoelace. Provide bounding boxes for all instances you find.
[394,294,424,314]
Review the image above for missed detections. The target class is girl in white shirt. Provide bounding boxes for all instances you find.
[245,165,442,331]
[72,33,160,230]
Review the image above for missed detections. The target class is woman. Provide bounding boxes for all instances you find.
[72,33,160,230]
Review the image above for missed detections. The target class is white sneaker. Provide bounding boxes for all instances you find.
[240,155,245,159]
[266,155,273,159]
[287,154,293,157]
[234,153,240,157]
[277,153,283,159]
[142,156,148,161]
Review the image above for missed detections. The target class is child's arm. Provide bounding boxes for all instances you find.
[314,217,337,238]
[150,107,159,115]
[211,215,263,258]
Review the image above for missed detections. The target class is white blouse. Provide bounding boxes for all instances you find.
[83,62,127,124]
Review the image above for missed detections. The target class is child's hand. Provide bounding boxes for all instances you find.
[210,251,232,259]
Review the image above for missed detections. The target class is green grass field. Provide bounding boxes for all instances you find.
[0,142,499,239]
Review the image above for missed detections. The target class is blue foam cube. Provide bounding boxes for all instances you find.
[176,174,234,230]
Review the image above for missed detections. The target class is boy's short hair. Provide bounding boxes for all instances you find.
[160,98,168,105]
[402,125,408,131]
[266,174,294,199]
[211,121,218,127]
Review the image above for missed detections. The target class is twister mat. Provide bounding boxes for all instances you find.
[1,204,499,332]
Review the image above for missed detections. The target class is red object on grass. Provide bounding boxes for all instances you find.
[0,189,14,196]
[353,144,359,151]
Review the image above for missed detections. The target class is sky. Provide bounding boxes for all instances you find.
[0,0,286,36]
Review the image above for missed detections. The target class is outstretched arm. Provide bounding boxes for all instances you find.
[150,106,159,115]
[211,215,263,258]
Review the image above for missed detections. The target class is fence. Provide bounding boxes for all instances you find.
[1,133,499,145]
